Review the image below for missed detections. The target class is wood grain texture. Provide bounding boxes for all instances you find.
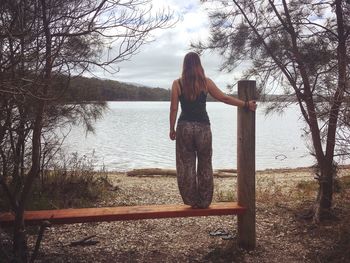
[237,80,256,249]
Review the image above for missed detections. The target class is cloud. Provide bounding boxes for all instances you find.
[92,0,241,92]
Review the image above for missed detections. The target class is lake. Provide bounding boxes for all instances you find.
[61,101,316,172]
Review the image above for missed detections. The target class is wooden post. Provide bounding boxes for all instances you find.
[237,80,256,249]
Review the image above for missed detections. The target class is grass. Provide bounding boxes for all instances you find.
[214,173,350,208]
[339,175,350,188]
[29,170,111,209]
[0,174,110,211]
[216,189,236,202]
[0,153,112,211]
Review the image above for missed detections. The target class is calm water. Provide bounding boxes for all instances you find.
[61,101,315,171]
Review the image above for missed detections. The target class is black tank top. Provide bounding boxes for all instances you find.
[178,80,210,124]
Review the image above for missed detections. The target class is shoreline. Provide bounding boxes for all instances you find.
[108,164,350,175]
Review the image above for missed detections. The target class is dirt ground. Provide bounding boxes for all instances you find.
[2,167,350,262]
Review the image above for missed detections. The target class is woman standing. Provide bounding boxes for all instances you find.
[169,52,256,208]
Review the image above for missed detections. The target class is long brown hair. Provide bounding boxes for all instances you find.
[181,52,207,101]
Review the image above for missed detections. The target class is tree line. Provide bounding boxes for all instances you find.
[64,76,171,102]
[64,75,238,102]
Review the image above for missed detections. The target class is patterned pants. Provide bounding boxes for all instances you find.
[176,121,213,208]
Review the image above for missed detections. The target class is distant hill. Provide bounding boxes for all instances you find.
[65,76,171,102]
[63,75,265,102]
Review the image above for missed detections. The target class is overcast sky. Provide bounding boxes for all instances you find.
[89,0,242,93]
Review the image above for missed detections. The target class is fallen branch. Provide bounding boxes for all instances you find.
[126,168,237,177]
[127,168,176,177]
[69,235,99,247]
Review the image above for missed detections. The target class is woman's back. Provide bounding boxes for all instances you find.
[178,79,210,124]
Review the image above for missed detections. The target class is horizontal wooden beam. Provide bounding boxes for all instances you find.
[0,202,245,227]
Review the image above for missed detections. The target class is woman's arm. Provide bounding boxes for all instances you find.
[169,80,180,140]
[207,78,257,111]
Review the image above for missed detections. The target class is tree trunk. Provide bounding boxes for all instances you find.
[314,161,334,222]
[12,102,45,262]
[313,0,347,223]
[13,208,28,262]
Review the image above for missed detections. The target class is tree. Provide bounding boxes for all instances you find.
[0,0,173,261]
[196,0,350,221]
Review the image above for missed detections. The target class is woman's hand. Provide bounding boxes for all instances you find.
[169,130,176,140]
[248,100,257,111]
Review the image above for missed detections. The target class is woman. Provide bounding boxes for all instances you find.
[169,52,257,209]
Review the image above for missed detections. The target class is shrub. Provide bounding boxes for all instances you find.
[0,151,110,211]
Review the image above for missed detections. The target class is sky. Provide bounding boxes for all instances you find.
[89,0,241,93]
